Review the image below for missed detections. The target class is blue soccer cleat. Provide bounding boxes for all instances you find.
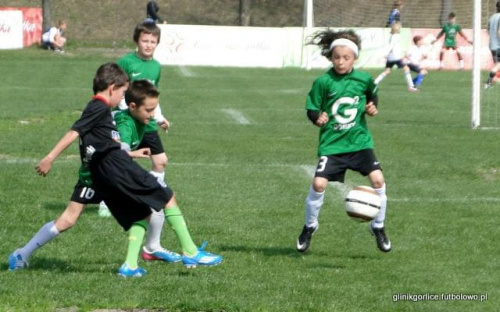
[141,247,181,263]
[181,241,223,268]
[8,250,28,271]
[117,263,147,278]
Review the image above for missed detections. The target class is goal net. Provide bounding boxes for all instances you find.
[304,0,498,129]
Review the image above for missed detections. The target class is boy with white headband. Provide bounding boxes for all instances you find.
[297,29,391,254]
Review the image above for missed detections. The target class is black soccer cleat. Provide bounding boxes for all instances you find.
[296,225,318,253]
[371,226,392,252]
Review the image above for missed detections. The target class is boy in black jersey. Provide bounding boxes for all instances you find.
[9,63,222,277]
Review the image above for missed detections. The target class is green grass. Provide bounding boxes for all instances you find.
[0,48,498,312]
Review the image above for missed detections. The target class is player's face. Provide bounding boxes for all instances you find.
[137,33,159,59]
[130,96,158,124]
[331,46,356,75]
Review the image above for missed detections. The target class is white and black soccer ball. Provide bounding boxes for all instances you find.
[345,186,381,222]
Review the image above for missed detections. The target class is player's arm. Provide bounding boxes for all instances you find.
[431,30,444,44]
[307,110,328,127]
[36,130,79,177]
[458,30,473,44]
[305,78,328,127]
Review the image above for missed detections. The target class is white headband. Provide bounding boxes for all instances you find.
[329,38,359,57]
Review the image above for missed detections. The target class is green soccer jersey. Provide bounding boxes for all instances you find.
[77,109,146,187]
[114,109,147,151]
[441,23,461,47]
[305,68,378,157]
[117,52,161,132]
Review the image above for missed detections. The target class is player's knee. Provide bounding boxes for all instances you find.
[312,180,327,193]
[152,154,167,171]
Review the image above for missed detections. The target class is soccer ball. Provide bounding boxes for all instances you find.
[345,186,381,222]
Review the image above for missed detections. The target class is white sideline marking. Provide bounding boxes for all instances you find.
[177,66,195,77]
[295,165,500,203]
[222,109,251,124]
[2,156,499,204]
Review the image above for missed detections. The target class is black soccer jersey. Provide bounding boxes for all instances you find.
[71,96,121,168]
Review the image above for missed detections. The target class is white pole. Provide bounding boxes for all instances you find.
[471,0,481,129]
[302,0,314,70]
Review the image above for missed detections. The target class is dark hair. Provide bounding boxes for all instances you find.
[448,12,456,19]
[307,29,361,59]
[133,20,161,43]
[497,0,500,11]
[413,35,423,44]
[125,80,160,107]
[93,63,129,94]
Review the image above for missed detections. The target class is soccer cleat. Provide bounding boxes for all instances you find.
[408,86,419,92]
[117,263,147,278]
[141,247,182,263]
[181,241,223,268]
[98,201,112,218]
[8,251,28,271]
[296,224,318,253]
[485,83,492,89]
[371,226,392,252]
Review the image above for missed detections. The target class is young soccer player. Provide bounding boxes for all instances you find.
[374,22,418,92]
[98,21,169,219]
[9,64,222,276]
[405,35,428,88]
[296,29,391,254]
[432,12,473,70]
[8,80,182,273]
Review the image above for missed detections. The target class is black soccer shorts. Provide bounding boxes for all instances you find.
[139,131,165,155]
[314,149,382,182]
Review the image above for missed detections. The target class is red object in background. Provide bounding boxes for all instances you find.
[0,7,42,47]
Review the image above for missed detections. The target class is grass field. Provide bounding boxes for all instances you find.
[0,47,498,312]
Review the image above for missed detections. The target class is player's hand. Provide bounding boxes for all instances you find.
[365,102,378,116]
[315,112,329,127]
[36,156,53,177]
[159,119,170,132]
[129,148,151,158]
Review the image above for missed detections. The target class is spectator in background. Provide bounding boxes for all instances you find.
[42,20,67,53]
[485,1,500,88]
[146,0,167,24]
[386,1,403,27]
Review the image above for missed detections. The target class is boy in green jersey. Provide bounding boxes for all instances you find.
[432,12,473,70]
[8,76,222,275]
[296,29,391,253]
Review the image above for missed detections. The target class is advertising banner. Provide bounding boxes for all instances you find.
[0,10,23,49]
[0,7,42,48]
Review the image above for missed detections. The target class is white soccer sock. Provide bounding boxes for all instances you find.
[404,71,415,88]
[144,209,165,251]
[459,60,464,69]
[304,186,325,228]
[18,220,60,260]
[371,184,387,229]
[150,170,165,184]
[374,73,387,85]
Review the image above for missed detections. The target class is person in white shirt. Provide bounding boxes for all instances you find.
[42,20,67,52]
[405,35,428,88]
[374,22,418,92]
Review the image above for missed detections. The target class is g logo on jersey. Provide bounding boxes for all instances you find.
[331,96,360,126]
